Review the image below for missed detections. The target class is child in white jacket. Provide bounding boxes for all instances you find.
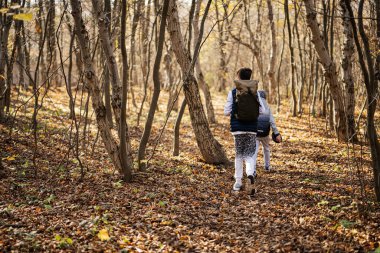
[254,91,282,172]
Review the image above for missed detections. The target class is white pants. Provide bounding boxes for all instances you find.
[253,136,271,170]
[233,133,256,181]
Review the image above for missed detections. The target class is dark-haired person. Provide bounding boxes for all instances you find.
[224,68,267,192]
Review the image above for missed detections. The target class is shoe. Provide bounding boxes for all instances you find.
[233,181,242,191]
[246,173,256,196]
[265,165,272,172]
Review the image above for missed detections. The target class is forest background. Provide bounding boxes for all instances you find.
[0,0,380,251]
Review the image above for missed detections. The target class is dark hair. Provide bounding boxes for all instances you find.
[237,68,252,80]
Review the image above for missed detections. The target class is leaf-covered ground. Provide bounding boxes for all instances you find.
[1,89,379,252]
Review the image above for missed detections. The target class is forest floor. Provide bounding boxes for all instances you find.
[0,88,380,252]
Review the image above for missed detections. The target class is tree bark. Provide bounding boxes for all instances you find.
[45,0,58,86]
[138,0,170,170]
[193,0,216,124]
[0,2,14,120]
[266,0,277,103]
[104,0,113,127]
[70,0,127,177]
[167,0,228,164]
[285,0,297,116]
[304,0,347,141]
[344,0,380,201]
[91,0,123,131]
[339,0,357,142]
[120,0,133,181]
[214,0,228,92]
[173,99,186,156]
[294,1,305,115]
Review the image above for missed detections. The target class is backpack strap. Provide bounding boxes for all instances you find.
[232,88,237,102]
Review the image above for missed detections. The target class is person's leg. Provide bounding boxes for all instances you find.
[233,135,244,190]
[244,134,257,195]
[245,156,256,177]
[252,138,260,172]
[261,136,271,169]
[234,157,243,181]
[244,134,257,176]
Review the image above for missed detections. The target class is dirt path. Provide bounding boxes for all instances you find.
[0,91,379,252]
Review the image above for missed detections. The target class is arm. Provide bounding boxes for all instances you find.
[269,108,279,135]
[257,92,268,114]
[224,91,233,116]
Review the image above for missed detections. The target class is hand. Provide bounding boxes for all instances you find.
[275,134,282,143]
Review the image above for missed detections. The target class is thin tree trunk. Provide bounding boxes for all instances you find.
[120,0,133,181]
[304,0,347,141]
[70,0,125,177]
[0,3,13,120]
[285,0,297,116]
[138,0,170,170]
[215,0,228,92]
[67,29,75,119]
[344,0,380,201]
[339,0,356,142]
[173,99,186,156]
[129,0,142,108]
[266,0,277,103]
[104,0,113,127]
[311,59,319,116]
[21,23,31,90]
[46,0,58,86]
[276,15,287,113]
[92,0,123,131]
[294,1,305,115]
[194,0,215,124]
[167,0,228,164]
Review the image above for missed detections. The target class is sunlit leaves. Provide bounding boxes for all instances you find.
[13,13,33,21]
[0,8,9,14]
[97,229,110,241]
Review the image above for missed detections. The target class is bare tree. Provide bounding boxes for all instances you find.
[138,0,170,170]
[344,0,380,201]
[339,0,356,142]
[193,0,216,124]
[266,0,277,103]
[284,0,297,116]
[167,0,228,164]
[304,0,347,140]
[214,0,228,92]
[70,0,131,179]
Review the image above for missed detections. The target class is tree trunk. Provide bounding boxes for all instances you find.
[311,59,319,116]
[167,0,228,164]
[104,0,113,127]
[129,0,142,108]
[344,0,380,201]
[304,0,347,141]
[214,0,228,92]
[0,3,13,120]
[138,0,170,170]
[339,0,357,142]
[70,0,127,177]
[193,0,215,124]
[266,0,277,103]
[294,1,305,115]
[285,0,297,116]
[120,0,133,181]
[92,0,123,131]
[46,0,58,86]
[173,99,186,156]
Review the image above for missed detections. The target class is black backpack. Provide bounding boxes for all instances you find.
[233,89,260,122]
